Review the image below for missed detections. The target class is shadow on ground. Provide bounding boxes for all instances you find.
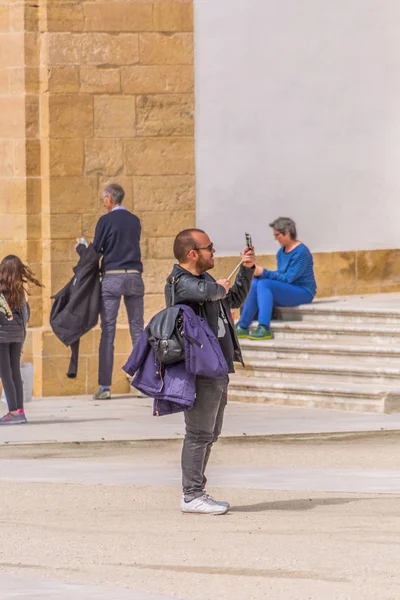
[232,497,362,513]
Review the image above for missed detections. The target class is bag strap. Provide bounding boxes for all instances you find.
[168,275,181,307]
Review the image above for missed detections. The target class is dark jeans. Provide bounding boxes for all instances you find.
[99,273,144,387]
[0,342,23,412]
[182,375,229,502]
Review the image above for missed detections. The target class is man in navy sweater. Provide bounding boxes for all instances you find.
[92,183,144,400]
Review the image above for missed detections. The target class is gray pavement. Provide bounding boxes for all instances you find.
[2,395,400,446]
[1,574,180,600]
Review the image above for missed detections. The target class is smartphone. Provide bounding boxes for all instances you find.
[76,237,88,247]
[245,232,252,249]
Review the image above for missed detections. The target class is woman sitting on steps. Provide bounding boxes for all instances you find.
[236,217,316,340]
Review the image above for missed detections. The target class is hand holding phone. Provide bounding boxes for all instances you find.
[245,232,253,249]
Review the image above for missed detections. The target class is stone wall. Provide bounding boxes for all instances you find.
[2,0,195,396]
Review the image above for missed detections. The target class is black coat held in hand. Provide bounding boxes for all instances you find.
[50,244,101,378]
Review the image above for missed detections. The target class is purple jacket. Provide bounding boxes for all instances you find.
[123,304,228,416]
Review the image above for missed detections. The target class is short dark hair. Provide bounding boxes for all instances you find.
[173,229,205,262]
[104,183,125,205]
[269,217,297,240]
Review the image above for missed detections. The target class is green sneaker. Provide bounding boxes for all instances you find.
[249,325,273,340]
[235,324,250,338]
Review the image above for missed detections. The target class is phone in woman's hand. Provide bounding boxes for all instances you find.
[245,233,252,249]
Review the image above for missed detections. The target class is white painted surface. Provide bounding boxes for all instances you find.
[195,0,400,255]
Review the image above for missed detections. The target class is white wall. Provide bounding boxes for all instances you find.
[195,0,400,256]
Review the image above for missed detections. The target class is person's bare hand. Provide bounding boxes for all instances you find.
[217,279,230,294]
[241,246,256,268]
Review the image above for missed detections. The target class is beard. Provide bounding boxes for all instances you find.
[196,254,214,273]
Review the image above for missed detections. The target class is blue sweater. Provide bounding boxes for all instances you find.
[261,243,316,297]
[93,210,143,273]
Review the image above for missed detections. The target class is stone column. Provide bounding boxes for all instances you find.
[8,0,195,396]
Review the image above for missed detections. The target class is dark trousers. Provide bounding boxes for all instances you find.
[0,342,23,412]
[182,376,229,502]
[99,273,144,387]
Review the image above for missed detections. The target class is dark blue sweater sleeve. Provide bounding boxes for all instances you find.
[92,218,105,255]
[260,248,310,284]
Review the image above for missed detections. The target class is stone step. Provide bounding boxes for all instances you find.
[239,339,400,362]
[276,300,400,325]
[236,358,400,385]
[270,321,400,344]
[228,376,400,413]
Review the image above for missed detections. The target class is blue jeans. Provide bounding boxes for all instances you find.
[99,273,144,387]
[239,278,313,329]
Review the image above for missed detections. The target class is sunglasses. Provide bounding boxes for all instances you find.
[193,242,214,252]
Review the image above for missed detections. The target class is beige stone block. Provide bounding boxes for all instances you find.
[0,179,26,213]
[147,237,175,259]
[82,213,101,239]
[139,33,193,65]
[50,214,82,240]
[0,95,25,138]
[0,140,15,176]
[9,67,28,93]
[8,3,24,32]
[144,293,165,320]
[41,356,87,396]
[136,93,193,137]
[49,177,98,214]
[27,178,42,214]
[48,139,84,176]
[49,94,93,138]
[46,66,79,93]
[0,6,9,32]
[0,32,24,67]
[27,214,42,240]
[94,95,135,138]
[80,66,120,93]
[133,175,194,212]
[25,32,39,68]
[0,241,28,262]
[44,3,84,32]
[42,328,94,357]
[143,258,175,294]
[50,260,78,295]
[0,214,26,240]
[47,239,77,262]
[46,32,139,66]
[27,239,42,263]
[84,2,152,32]
[124,138,194,175]
[356,250,386,285]
[26,94,39,139]
[141,210,194,237]
[25,4,39,33]
[0,69,9,92]
[25,140,41,177]
[121,65,193,94]
[313,251,356,289]
[153,2,194,32]
[85,139,124,176]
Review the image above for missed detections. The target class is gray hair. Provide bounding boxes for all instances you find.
[269,217,297,240]
[104,183,125,205]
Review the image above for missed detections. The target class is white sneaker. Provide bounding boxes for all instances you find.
[181,494,229,515]
[205,494,230,509]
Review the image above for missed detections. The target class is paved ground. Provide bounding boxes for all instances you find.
[2,436,400,599]
[2,395,400,445]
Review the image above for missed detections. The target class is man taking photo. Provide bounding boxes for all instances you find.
[92,183,144,400]
[165,229,255,514]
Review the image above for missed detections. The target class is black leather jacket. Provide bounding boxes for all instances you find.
[165,263,254,370]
